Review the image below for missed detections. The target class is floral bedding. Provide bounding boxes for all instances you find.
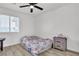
[20,36,53,55]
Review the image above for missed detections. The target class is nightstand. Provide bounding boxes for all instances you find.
[53,37,67,51]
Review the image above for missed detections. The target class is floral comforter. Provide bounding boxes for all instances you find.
[20,36,53,55]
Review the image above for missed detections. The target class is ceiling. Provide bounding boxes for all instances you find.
[0,3,66,15]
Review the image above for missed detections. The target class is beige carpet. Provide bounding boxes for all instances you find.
[0,44,79,56]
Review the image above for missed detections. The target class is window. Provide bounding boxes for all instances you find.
[10,16,19,32]
[0,15,19,32]
[0,15,9,32]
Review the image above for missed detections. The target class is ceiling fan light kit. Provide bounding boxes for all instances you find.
[30,5,34,8]
[19,3,43,13]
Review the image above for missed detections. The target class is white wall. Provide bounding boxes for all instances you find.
[0,8,35,47]
[34,4,79,52]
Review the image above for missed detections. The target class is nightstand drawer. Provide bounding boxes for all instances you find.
[53,37,67,51]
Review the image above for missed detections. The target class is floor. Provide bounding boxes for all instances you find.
[0,44,79,56]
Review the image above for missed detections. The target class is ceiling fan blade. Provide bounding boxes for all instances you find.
[30,8,33,13]
[29,3,37,5]
[20,5,30,8]
[34,5,43,10]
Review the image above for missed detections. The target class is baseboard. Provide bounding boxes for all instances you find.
[3,42,20,48]
[67,49,79,54]
[3,43,20,48]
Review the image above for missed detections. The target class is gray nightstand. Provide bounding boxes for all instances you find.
[53,37,67,51]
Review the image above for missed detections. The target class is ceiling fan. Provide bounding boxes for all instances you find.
[19,3,43,13]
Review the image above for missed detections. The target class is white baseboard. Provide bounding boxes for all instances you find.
[3,41,20,47]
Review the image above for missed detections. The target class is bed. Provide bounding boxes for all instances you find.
[20,36,53,56]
